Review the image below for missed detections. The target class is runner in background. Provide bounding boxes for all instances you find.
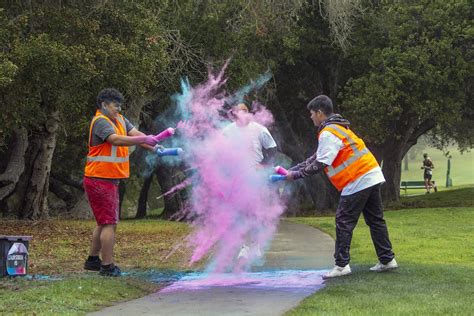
[421,153,437,194]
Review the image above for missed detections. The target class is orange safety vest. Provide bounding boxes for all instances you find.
[319,124,379,191]
[84,110,130,179]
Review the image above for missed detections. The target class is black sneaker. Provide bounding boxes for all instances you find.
[84,258,102,271]
[99,264,122,277]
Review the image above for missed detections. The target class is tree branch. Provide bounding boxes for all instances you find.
[402,119,436,157]
[50,172,84,191]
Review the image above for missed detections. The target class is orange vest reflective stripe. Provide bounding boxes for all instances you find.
[84,110,130,179]
[319,124,379,191]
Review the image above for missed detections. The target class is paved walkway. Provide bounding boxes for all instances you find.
[90,220,334,316]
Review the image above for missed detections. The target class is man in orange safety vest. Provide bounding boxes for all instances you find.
[83,88,163,277]
[286,95,397,279]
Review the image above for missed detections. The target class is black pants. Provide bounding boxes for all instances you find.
[334,184,394,267]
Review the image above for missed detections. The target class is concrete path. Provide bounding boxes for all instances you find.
[90,220,334,316]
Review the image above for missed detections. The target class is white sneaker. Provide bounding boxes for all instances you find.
[370,258,398,272]
[322,265,351,279]
[237,244,250,259]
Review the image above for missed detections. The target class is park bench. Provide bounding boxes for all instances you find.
[400,180,437,194]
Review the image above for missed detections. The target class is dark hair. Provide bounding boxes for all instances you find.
[306,95,333,115]
[224,98,252,110]
[239,98,252,111]
[221,98,253,120]
[96,88,124,109]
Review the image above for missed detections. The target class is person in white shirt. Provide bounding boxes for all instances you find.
[286,95,397,279]
[222,102,277,166]
[222,102,278,264]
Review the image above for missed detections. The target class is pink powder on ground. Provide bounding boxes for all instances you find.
[160,270,327,293]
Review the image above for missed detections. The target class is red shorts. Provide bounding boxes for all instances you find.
[83,177,119,225]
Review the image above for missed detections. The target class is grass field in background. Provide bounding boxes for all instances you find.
[386,185,474,209]
[401,146,473,187]
[288,188,474,315]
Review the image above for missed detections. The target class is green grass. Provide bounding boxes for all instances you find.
[288,191,474,315]
[147,207,165,217]
[401,146,473,187]
[2,187,472,315]
[0,219,190,314]
[387,185,474,209]
[0,275,158,314]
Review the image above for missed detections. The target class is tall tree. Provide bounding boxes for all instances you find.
[340,0,473,200]
[0,1,170,218]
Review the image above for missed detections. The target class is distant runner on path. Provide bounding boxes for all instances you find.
[421,153,436,194]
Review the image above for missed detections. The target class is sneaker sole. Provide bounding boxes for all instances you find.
[84,268,100,272]
[322,271,351,279]
[371,265,398,272]
[84,265,101,271]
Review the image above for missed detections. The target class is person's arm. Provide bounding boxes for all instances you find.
[121,117,154,150]
[287,159,327,180]
[287,131,342,181]
[261,147,277,165]
[259,127,278,166]
[127,128,155,151]
[106,133,156,146]
[93,117,160,147]
[288,152,318,172]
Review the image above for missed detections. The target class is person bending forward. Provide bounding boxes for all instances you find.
[286,95,398,279]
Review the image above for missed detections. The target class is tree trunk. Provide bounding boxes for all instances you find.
[49,177,76,208]
[367,143,384,164]
[125,96,151,126]
[0,128,28,218]
[404,155,409,171]
[156,165,184,220]
[270,103,338,212]
[381,145,403,202]
[309,174,339,211]
[50,171,84,191]
[272,62,340,213]
[0,128,29,214]
[136,174,153,218]
[118,180,126,219]
[20,111,60,219]
[69,192,93,219]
